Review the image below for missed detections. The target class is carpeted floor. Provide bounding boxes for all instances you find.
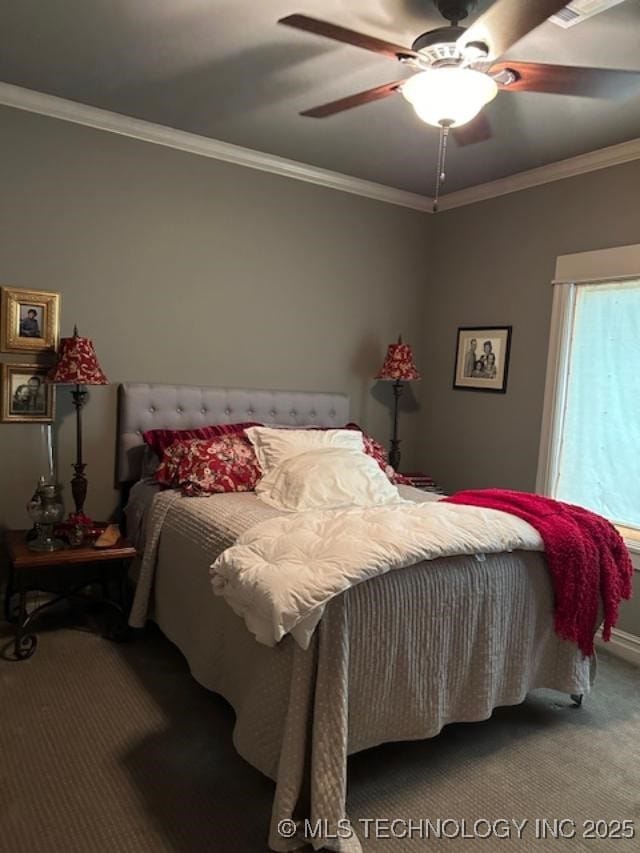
[1,614,638,853]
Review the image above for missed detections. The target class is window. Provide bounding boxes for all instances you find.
[537,245,640,550]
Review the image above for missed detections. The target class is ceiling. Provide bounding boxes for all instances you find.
[1,0,640,196]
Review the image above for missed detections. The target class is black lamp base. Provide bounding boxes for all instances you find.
[389,380,404,471]
[71,463,88,518]
[389,445,401,471]
[70,385,91,521]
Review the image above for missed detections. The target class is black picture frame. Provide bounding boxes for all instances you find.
[453,326,512,393]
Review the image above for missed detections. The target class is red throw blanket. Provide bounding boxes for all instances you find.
[443,489,633,656]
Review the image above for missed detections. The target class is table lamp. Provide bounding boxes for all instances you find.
[375,335,421,471]
[48,326,108,525]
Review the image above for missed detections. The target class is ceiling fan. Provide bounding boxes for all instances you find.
[279,0,640,149]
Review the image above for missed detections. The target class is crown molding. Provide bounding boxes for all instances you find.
[0,82,433,214]
[3,82,640,215]
[438,136,640,211]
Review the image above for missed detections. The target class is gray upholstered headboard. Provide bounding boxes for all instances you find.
[117,383,350,484]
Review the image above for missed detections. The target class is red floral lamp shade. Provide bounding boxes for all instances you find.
[376,337,421,382]
[49,329,108,386]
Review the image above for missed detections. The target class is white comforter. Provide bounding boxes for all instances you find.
[210,499,544,648]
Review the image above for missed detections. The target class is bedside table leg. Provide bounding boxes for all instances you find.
[14,579,37,661]
[118,558,132,610]
[4,566,16,622]
[94,559,130,642]
[107,560,130,641]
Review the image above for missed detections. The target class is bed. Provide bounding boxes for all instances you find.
[118,382,593,853]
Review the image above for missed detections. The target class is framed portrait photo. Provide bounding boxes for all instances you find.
[1,287,60,354]
[1,363,55,423]
[453,326,512,393]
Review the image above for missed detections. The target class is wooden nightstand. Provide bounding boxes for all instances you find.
[3,530,136,661]
[401,473,445,495]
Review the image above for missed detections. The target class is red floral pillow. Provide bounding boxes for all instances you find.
[343,423,411,485]
[155,435,261,496]
[143,421,259,459]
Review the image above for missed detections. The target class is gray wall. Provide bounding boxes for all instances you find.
[0,105,430,529]
[1,104,636,638]
[422,161,640,635]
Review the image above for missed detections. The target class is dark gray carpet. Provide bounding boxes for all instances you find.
[1,615,638,853]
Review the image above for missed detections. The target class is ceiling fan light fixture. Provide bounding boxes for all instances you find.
[401,67,498,127]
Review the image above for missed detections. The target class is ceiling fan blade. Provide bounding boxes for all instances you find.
[458,0,567,60]
[452,112,493,146]
[300,81,403,118]
[279,14,417,61]
[492,61,640,98]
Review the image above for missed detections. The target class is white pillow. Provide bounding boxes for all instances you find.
[245,426,364,475]
[255,447,400,512]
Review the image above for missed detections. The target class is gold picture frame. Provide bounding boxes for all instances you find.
[1,286,60,353]
[1,362,55,423]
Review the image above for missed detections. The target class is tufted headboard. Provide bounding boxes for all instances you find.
[117,383,350,484]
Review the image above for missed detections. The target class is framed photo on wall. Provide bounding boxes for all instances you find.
[1,287,60,354]
[453,326,512,393]
[1,363,55,423]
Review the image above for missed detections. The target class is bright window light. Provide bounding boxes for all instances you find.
[554,279,640,529]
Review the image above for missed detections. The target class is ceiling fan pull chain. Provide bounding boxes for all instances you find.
[433,121,451,213]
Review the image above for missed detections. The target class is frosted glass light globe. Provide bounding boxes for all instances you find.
[401,67,498,128]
